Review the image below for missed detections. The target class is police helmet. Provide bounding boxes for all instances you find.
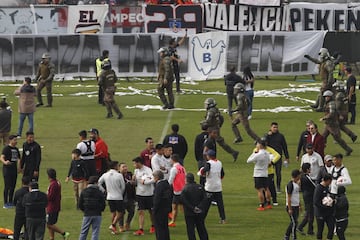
[102,60,111,70]
[157,47,170,56]
[323,90,334,97]
[204,98,216,109]
[42,53,50,59]
[233,82,245,95]
[318,48,330,59]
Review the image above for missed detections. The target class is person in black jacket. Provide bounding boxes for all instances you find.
[194,122,208,186]
[335,186,349,240]
[65,149,89,209]
[297,163,316,236]
[296,120,313,161]
[22,182,48,240]
[119,162,136,232]
[152,170,172,240]
[181,173,209,240]
[78,176,106,240]
[162,124,188,165]
[314,173,335,240]
[13,176,30,240]
[20,131,41,182]
[265,122,290,193]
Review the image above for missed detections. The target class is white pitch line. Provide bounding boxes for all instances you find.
[159,95,179,142]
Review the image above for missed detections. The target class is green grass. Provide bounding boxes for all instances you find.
[1,77,359,239]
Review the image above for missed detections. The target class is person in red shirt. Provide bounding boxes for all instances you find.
[140,137,155,168]
[88,128,109,176]
[46,168,70,240]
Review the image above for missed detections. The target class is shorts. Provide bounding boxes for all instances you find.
[172,194,182,204]
[108,200,124,213]
[136,195,153,210]
[254,177,268,189]
[46,212,59,225]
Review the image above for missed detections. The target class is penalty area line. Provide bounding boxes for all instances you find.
[159,95,179,142]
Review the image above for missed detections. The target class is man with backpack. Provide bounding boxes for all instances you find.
[76,130,96,177]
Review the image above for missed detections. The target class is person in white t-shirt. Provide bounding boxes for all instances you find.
[300,143,323,183]
[330,153,352,195]
[247,139,271,211]
[132,157,155,236]
[151,144,170,180]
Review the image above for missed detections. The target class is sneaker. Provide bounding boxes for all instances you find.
[273,202,279,206]
[247,115,252,120]
[133,229,144,236]
[219,219,226,224]
[110,225,117,234]
[63,232,70,240]
[16,135,21,139]
[256,206,265,211]
[232,151,239,162]
[265,204,273,210]
[296,228,306,236]
[168,212,173,220]
[211,201,217,206]
[3,203,8,209]
[124,223,130,231]
[168,221,176,227]
[149,226,155,233]
[36,103,43,107]
[119,227,125,233]
[108,225,113,230]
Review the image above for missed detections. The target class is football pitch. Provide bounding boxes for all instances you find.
[0,76,359,240]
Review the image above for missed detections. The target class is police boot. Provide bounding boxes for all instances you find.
[310,95,320,108]
[45,95,53,107]
[315,96,325,112]
[231,125,243,143]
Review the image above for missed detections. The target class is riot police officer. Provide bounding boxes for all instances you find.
[36,53,55,107]
[203,98,239,162]
[320,90,352,156]
[98,60,123,119]
[231,83,260,143]
[157,47,175,109]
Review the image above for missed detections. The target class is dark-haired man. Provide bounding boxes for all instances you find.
[13,176,30,240]
[163,124,188,165]
[20,131,41,182]
[132,157,155,236]
[77,130,96,177]
[89,128,109,176]
[14,77,36,138]
[1,135,20,208]
[140,137,155,168]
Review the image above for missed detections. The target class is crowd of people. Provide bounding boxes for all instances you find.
[0,45,357,240]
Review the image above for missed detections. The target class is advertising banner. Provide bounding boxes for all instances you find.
[0,32,326,80]
[0,6,67,34]
[287,2,360,31]
[203,3,285,31]
[67,4,108,33]
[235,0,281,6]
[143,4,203,35]
[105,5,144,33]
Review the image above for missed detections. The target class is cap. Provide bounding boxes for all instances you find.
[324,155,333,161]
[306,143,313,149]
[88,128,99,135]
[206,149,216,157]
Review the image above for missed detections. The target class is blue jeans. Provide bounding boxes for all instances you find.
[245,89,254,116]
[79,216,102,240]
[17,112,34,136]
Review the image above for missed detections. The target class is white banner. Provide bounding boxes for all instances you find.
[287,2,360,31]
[67,4,108,34]
[203,3,285,31]
[188,31,326,80]
[0,32,325,80]
[236,0,280,6]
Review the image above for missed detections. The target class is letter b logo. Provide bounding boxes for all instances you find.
[203,53,211,63]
